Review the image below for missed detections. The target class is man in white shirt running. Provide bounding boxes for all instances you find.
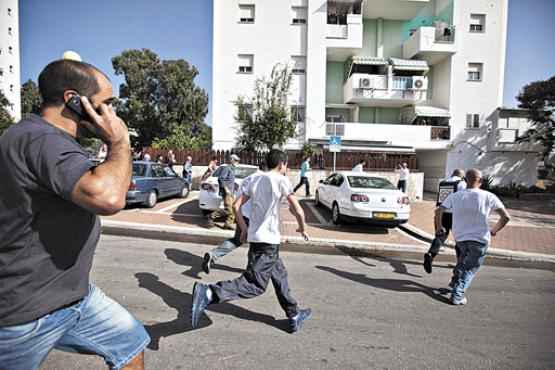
[201,165,266,274]
[191,150,312,333]
[424,169,467,274]
[436,169,510,305]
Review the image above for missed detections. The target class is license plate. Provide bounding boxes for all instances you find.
[373,212,396,220]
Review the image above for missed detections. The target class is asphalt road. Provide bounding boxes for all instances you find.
[42,235,555,370]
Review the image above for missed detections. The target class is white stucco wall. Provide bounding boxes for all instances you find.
[0,0,21,122]
[212,0,308,150]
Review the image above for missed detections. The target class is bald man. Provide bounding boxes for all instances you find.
[435,169,510,305]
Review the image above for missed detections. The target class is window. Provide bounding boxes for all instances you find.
[291,56,306,74]
[292,6,307,24]
[466,114,480,129]
[238,5,255,23]
[151,165,166,178]
[237,54,254,73]
[7,8,12,16]
[291,106,305,122]
[10,84,14,92]
[8,46,13,54]
[467,63,483,81]
[8,27,12,35]
[469,14,485,32]
[9,65,13,73]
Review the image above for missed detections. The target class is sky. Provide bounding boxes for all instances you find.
[19,0,555,126]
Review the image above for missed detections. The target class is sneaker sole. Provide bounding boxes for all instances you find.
[202,254,211,274]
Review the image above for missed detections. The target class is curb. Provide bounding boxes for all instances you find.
[399,223,555,264]
[102,220,555,264]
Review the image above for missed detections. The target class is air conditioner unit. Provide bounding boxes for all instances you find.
[359,78,372,89]
[411,76,427,90]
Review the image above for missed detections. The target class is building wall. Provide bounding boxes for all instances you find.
[0,0,21,122]
[325,61,343,104]
[447,0,509,170]
[212,0,308,150]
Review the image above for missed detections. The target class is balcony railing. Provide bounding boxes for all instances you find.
[431,126,450,140]
[327,24,348,39]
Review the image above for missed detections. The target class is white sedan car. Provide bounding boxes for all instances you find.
[315,171,410,227]
[199,164,259,215]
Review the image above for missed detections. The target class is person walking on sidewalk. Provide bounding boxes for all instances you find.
[0,59,149,369]
[436,169,510,305]
[352,159,366,172]
[397,163,410,193]
[293,156,311,197]
[183,155,193,189]
[424,169,467,274]
[191,149,312,333]
[202,164,266,274]
[209,154,240,230]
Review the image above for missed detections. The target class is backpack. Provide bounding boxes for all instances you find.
[436,179,463,207]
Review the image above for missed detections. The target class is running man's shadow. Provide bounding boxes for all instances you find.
[315,266,450,304]
[164,248,244,279]
[135,273,290,351]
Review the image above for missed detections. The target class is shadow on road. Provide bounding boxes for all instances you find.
[135,272,290,351]
[315,265,450,304]
[165,248,244,279]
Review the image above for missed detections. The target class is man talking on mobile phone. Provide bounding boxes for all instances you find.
[0,60,150,369]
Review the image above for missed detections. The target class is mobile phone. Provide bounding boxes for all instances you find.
[66,94,89,120]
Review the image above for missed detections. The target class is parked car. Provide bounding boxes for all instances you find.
[126,161,190,208]
[199,164,259,215]
[315,172,410,227]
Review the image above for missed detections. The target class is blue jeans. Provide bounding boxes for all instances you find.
[209,217,249,261]
[0,284,150,370]
[451,241,488,301]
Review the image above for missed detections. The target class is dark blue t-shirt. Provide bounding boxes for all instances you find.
[0,114,99,326]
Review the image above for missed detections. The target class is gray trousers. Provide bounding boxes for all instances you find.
[210,243,299,318]
[208,218,249,262]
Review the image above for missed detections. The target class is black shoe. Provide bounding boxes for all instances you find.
[424,253,433,274]
[202,253,212,274]
[191,283,211,329]
[289,308,312,333]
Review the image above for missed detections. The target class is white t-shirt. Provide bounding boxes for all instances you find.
[399,168,410,181]
[441,188,505,244]
[244,171,293,245]
[352,164,364,172]
[238,171,263,220]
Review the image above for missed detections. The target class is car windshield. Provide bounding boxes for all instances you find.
[348,176,396,190]
[213,165,258,179]
[133,163,147,177]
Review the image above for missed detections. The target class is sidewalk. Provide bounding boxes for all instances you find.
[101,192,555,263]
[404,193,555,256]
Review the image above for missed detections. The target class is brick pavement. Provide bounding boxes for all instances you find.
[409,194,555,255]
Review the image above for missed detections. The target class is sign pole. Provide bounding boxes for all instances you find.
[333,120,337,172]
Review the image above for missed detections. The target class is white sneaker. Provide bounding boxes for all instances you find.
[451,296,468,305]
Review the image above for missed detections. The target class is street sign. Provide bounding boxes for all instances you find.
[329,136,342,146]
[329,144,341,153]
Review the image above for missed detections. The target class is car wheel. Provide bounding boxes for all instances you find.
[179,185,189,199]
[145,190,158,208]
[332,202,342,225]
[314,191,320,207]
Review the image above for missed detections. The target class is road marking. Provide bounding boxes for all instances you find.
[156,199,192,213]
[307,201,331,226]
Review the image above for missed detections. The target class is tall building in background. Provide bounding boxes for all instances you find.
[213,0,539,189]
[0,0,20,122]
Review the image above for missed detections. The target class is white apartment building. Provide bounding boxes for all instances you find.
[213,0,540,190]
[0,0,20,122]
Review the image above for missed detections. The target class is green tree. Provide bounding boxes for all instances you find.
[516,76,555,173]
[152,124,212,150]
[0,90,14,136]
[112,48,210,148]
[21,79,41,116]
[234,63,297,151]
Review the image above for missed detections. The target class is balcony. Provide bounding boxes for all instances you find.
[403,26,457,65]
[344,74,428,107]
[326,14,363,48]
[322,122,450,149]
